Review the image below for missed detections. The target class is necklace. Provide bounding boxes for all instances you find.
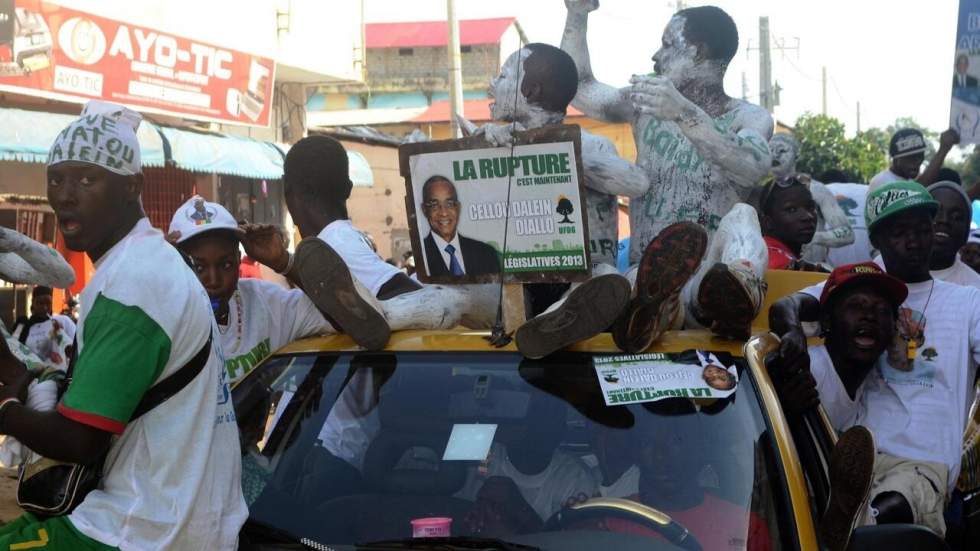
[217,291,244,352]
[905,279,935,360]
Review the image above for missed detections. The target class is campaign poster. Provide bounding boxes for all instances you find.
[399,125,591,284]
[951,0,980,144]
[0,0,275,127]
[594,351,740,406]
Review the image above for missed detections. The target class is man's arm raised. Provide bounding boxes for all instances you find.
[561,0,633,124]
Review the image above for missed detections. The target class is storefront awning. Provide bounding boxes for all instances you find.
[0,107,167,167]
[158,126,284,180]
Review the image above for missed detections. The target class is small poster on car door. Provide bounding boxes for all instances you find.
[399,125,591,284]
[593,351,739,406]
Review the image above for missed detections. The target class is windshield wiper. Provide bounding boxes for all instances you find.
[357,536,542,550]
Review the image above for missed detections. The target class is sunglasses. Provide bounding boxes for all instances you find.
[758,173,811,212]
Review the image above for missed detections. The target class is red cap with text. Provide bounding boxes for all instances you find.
[819,262,908,307]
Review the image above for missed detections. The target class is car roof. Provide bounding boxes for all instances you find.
[275,328,749,356]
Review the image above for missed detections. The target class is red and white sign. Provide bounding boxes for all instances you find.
[0,0,275,126]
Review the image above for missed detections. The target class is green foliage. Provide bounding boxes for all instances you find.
[793,113,888,183]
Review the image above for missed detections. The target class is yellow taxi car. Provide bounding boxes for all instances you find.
[234,272,948,551]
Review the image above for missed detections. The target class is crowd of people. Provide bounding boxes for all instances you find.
[0,0,975,549]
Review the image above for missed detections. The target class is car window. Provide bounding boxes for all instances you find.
[234,351,794,550]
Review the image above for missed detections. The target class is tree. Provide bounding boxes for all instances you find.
[793,113,888,183]
[556,196,574,223]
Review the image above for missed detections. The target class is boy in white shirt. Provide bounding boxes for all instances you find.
[168,196,336,384]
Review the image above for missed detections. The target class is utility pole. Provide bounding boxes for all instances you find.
[821,66,828,116]
[758,17,773,112]
[856,101,862,133]
[741,72,748,101]
[447,0,464,138]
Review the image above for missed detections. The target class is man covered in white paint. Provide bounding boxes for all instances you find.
[460,42,653,357]
[768,133,855,267]
[562,1,772,342]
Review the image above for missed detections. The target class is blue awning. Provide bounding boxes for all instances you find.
[158,126,284,179]
[0,107,166,167]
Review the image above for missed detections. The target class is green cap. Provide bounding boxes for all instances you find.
[865,180,939,234]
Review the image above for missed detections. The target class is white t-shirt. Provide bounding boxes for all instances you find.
[868,169,903,193]
[316,369,380,471]
[318,220,401,297]
[826,183,874,267]
[63,218,247,551]
[801,278,980,490]
[12,315,75,371]
[807,344,863,431]
[933,258,980,290]
[463,443,597,521]
[221,278,333,384]
[597,464,640,498]
[872,255,980,291]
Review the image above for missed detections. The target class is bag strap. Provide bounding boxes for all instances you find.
[130,334,212,421]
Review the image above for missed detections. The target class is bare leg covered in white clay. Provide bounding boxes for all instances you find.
[684,203,768,331]
[0,227,75,288]
[380,284,499,331]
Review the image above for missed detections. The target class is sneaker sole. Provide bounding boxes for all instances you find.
[613,222,707,352]
[821,425,876,551]
[294,237,391,351]
[516,274,631,359]
[696,263,755,341]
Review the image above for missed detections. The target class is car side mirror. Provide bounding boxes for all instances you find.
[847,524,949,551]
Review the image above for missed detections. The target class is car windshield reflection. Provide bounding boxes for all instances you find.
[234,351,791,550]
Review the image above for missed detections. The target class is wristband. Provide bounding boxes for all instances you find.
[277,252,295,275]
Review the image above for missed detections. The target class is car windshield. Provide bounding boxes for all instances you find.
[234,350,793,551]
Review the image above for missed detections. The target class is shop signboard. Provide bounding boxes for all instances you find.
[0,0,275,127]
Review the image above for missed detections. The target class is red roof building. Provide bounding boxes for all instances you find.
[411,99,584,124]
[366,18,518,49]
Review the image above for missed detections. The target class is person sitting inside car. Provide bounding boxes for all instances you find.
[587,421,639,498]
[599,403,772,551]
[462,393,596,535]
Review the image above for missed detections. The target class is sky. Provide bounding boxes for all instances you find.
[363,0,960,138]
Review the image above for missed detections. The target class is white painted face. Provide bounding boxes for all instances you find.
[489,49,531,123]
[651,16,700,87]
[769,135,799,176]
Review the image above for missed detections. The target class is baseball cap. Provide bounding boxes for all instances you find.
[819,262,908,308]
[889,128,927,159]
[865,180,939,235]
[48,100,143,176]
[168,195,244,244]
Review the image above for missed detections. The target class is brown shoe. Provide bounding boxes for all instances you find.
[613,222,707,353]
[695,262,766,341]
[293,237,391,351]
[516,273,631,359]
[821,425,876,551]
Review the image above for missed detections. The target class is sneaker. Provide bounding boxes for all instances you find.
[293,237,391,351]
[695,262,766,341]
[821,425,876,551]
[612,222,708,353]
[515,273,631,359]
